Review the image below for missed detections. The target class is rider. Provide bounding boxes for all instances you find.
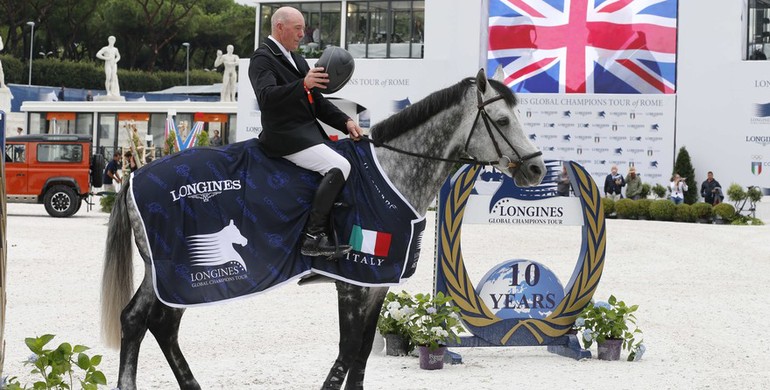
[249,6,364,258]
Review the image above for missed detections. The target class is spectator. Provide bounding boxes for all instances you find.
[123,150,138,180]
[103,152,122,192]
[58,86,65,101]
[700,171,723,205]
[556,163,570,197]
[603,165,625,200]
[16,127,23,135]
[668,173,688,205]
[210,129,223,146]
[86,90,93,101]
[625,166,643,200]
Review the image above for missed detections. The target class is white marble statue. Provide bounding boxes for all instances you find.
[96,36,121,97]
[214,45,239,102]
[0,35,6,89]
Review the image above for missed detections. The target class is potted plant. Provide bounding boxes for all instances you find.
[652,184,667,199]
[377,291,415,356]
[404,292,464,370]
[574,295,645,361]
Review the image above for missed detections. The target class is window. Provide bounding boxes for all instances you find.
[346,1,424,59]
[5,144,26,163]
[258,2,342,58]
[37,144,83,163]
[747,0,770,60]
[98,113,118,158]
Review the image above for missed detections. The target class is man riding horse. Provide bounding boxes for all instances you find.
[249,6,363,258]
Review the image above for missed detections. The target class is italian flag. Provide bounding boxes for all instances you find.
[349,225,392,257]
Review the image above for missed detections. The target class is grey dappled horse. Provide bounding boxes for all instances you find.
[100,68,546,389]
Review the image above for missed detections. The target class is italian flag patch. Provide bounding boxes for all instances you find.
[349,225,392,257]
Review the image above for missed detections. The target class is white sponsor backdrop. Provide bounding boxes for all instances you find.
[676,0,770,193]
[516,93,676,189]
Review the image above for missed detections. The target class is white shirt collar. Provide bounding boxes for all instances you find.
[268,35,298,70]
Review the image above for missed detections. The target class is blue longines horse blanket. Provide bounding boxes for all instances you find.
[130,138,426,308]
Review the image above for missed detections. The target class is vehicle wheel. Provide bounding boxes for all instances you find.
[44,185,78,217]
[91,154,106,188]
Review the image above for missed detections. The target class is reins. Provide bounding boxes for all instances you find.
[368,80,542,171]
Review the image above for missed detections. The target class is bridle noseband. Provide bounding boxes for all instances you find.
[369,80,543,177]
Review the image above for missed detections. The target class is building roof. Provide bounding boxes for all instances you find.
[149,84,224,95]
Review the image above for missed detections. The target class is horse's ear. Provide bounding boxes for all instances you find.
[492,65,505,83]
[476,68,488,93]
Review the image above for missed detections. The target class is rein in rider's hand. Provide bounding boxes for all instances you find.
[305,67,328,90]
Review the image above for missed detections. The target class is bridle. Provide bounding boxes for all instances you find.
[369,79,542,176]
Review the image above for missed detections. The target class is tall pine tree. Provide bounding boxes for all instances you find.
[673,146,697,204]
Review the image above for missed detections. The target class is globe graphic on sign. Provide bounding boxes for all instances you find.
[476,259,565,320]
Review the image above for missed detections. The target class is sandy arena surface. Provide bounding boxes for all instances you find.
[3,199,770,389]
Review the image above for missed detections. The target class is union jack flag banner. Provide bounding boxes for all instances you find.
[488,0,677,94]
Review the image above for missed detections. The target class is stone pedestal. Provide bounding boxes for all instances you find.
[94,95,126,102]
[0,87,12,113]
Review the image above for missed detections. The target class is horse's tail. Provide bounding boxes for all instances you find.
[100,183,135,349]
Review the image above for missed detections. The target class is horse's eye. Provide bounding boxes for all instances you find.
[495,117,510,126]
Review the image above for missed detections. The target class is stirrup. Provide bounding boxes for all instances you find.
[301,232,351,259]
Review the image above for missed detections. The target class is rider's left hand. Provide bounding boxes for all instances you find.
[346,119,363,141]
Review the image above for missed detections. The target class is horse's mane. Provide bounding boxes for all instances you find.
[370,78,517,143]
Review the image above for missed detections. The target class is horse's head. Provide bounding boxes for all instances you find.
[226,220,248,247]
[465,68,546,187]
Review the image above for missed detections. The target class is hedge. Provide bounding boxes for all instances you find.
[674,203,695,223]
[713,203,736,221]
[602,197,615,217]
[649,199,676,221]
[2,58,220,92]
[691,202,713,220]
[636,199,653,219]
[615,198,638,219]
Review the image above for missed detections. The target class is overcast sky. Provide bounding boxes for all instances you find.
[235,0,256,6]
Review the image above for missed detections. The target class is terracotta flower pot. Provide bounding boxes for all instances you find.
[597,339,623,361]
[418,345,446,370]
[384,334,408,356]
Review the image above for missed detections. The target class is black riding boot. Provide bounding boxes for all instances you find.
[301,168,352,258]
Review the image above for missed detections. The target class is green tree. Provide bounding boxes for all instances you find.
[673,146,697,204]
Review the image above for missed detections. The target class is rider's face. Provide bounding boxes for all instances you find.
[277,14,305,51]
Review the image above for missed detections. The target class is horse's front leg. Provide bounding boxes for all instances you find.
[322,283,389,390]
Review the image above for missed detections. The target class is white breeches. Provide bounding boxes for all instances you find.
[284,143,351,179]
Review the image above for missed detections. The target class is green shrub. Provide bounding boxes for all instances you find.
[691,202,713,220]
[726,183,746,203]
[731,216,764,225]
[747,186,763,203]
[603,197,615,217]
[640,183,651,199]
[673,146,697,204]
[118,68,163,92]
[652,184,667,199]
[713,203,736,221]
[649,199,676,221]
[674,203,695,222]
[636,199,653,219]
[8,58,211,92]
[0,54,25,84]
[615,198,638,219]
[100,193,116,213]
